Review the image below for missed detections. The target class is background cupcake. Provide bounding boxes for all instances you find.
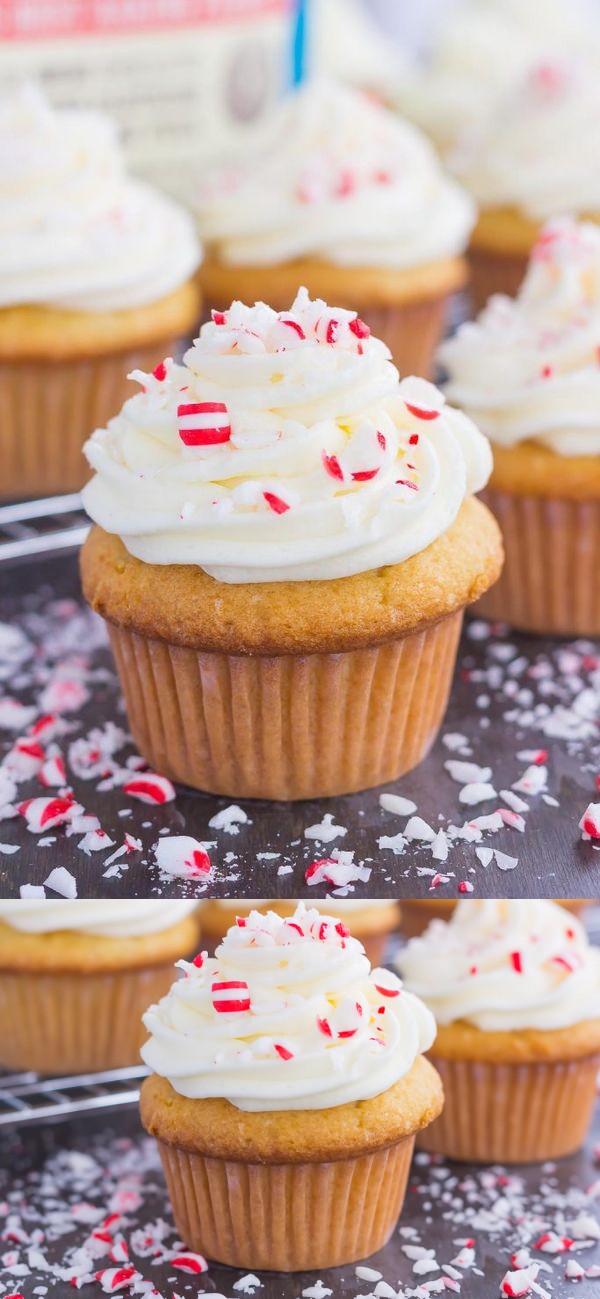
[397,899,600,1163]
[0,900,201,1075]
[0,83,201,499]
[400,898,589,939]
[450,61,600,306]
[140,902,443,1270]
[397,0,600,161]
[81,288,501,800]
[195,80,474,377]
[199,899,400,963]
[440,217,600,635]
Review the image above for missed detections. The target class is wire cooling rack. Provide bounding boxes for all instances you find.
[0,493,89,562]
[0,1064,148,1127]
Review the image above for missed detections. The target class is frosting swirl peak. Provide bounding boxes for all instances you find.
[396,900,600,1033]
[83,287,492,583]
[141,903,436,1111]
[195,80,474,270]
[0,82,200,312]
[440,218,600,456]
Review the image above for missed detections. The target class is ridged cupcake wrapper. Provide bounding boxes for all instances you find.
[0,337,184,500]
[0,965,175,1075]
[468,246,529,311]
[477,486,600,635]
[418,1053,600,1163]
[156,1134,415,1271]
[107,610,463,800]
[363,297,449,379]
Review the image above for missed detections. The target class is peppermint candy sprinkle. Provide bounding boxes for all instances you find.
[212,979,251,1013]
[177,400,232,447]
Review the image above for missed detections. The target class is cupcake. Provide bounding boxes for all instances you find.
[397,0,600,161]
[0,900,201,1075]
[450,61,600,306]
[0,83,201,499]
[400,898,589,939]
[440,218,600,635]
[140,902,443,1270]
[199,899,400,963]
[194,80,474,378]
[81,287,501,800]
[397,899,600,1163]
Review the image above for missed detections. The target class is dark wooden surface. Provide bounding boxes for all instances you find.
[1,1086,598,1299]
[0,547,599,900]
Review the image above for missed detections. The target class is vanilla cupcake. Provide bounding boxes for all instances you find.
[195,81,474,377]
[440,218,600,635]
[199,899,401,963]
[0,900,201,1075]
[397,900,600,1163]
[81,288,501,800]
[399,898,589,939]
[0,84,201,499]
[398,0,600,160]
[140,902,443,1270]
[451,61,600,305]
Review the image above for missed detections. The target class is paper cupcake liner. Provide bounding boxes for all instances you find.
[0,337,184,501]
[468,246,529,311]
[418,1053,600,1163]
[107,609,462,800]
[477,486,600,635]
[362,296,449,379]
[0,964,175,1075]
[156,1133,415,1270]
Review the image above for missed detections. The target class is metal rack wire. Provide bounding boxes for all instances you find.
[0,1065,148,1126]
[0,494,89,562]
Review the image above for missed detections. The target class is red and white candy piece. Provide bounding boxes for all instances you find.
[122,774,175,805]
[535,1233,573,1253]
[38,754,66,788]
[95,1267,138,1293]
[212,979,251,1013]
[18,795,79,833]
[501,1267,539,1298]
[170,1253,208,1274]
[153,836,212,880]
[373,969,402,998]
[4,738,45,780]
[579,802,600,840]
[177,401,232,447]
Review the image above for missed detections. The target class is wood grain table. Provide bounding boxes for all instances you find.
[0,547,598,900]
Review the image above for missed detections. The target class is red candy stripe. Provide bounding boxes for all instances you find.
[177,401,232,446]
[212,980,251,1013]
[263,491,290,514]
[322,452,344,481]
[405,403,440,420]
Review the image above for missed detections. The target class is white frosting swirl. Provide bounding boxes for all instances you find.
[440,219,600,456]
[396,900,600,1033]
[0,900,198,938]
[141,903,436,1111]
[195,81,474,269]
[452,59,600,221]
[399,0,600,156]
[0,83,201,311]
[82,288,492,583]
